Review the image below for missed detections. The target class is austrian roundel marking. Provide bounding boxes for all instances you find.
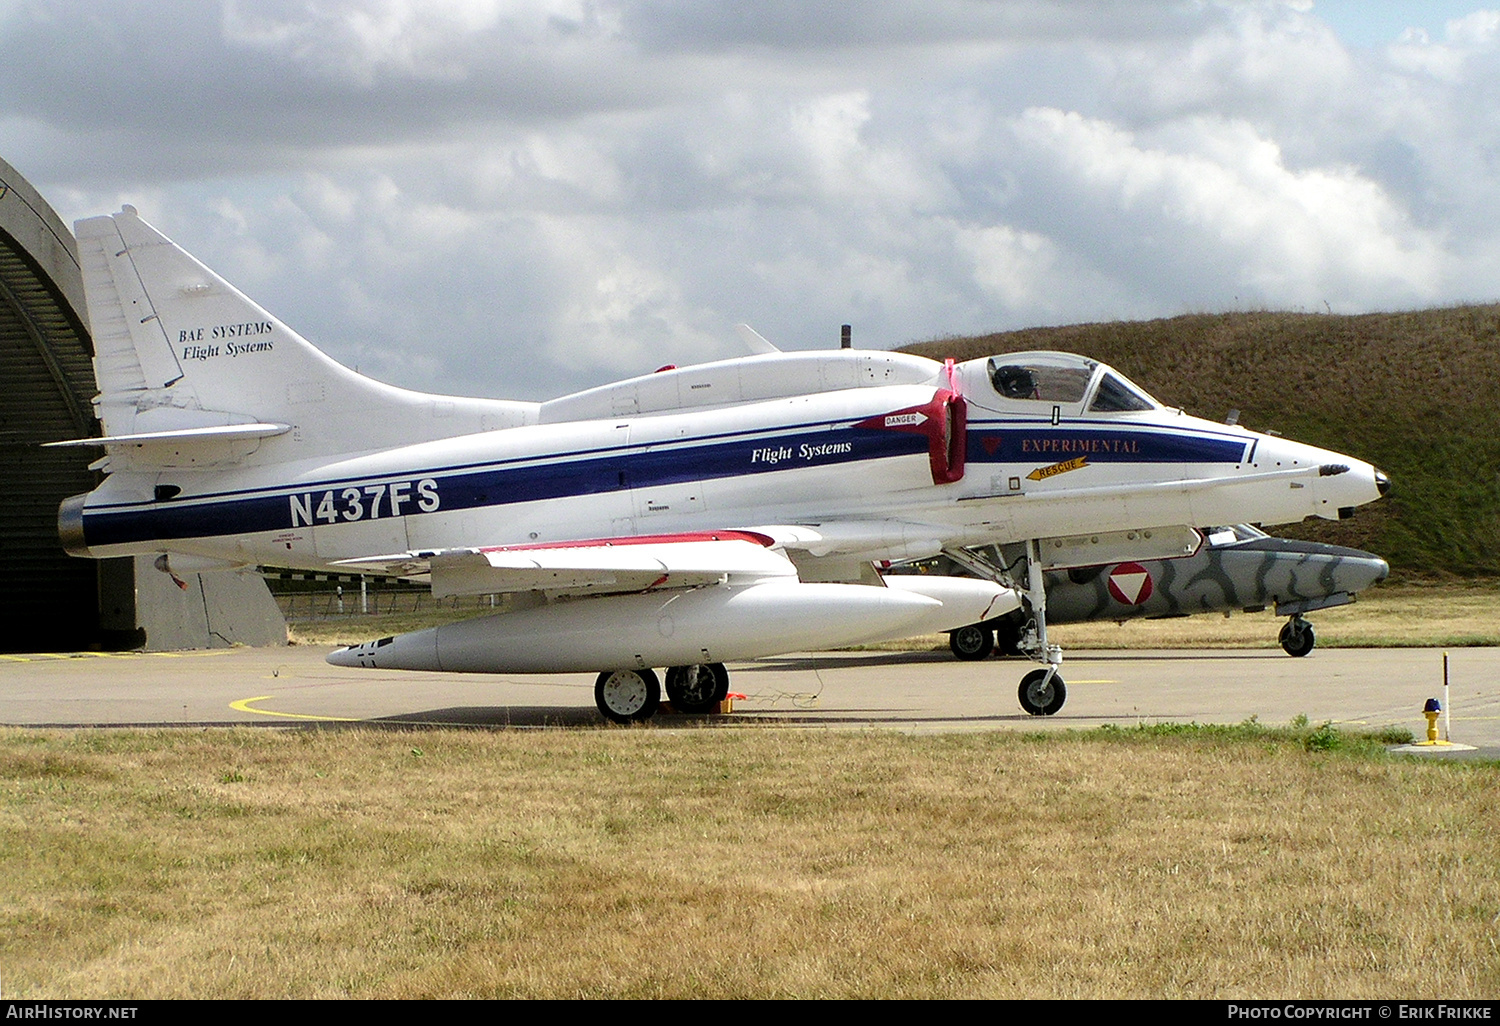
[1107,562,1154,606]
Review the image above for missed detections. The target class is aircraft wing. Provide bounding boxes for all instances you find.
[331,530,799,598]
[751,469,1333,567]
[750,520,952,563]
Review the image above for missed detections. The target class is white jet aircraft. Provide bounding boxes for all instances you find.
[54,208,1389,721]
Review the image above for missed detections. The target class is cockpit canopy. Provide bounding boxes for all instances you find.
[981,352,1160,413]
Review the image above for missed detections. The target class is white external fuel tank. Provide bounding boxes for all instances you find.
[328,576,1019,673]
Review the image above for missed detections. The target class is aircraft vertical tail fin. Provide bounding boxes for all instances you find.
[76,209,182,398]
[71,207,535,464]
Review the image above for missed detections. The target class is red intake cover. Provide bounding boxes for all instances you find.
[855,389,967,484]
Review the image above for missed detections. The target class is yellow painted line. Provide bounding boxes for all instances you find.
[0,648,239,663]
[230,695,358,722]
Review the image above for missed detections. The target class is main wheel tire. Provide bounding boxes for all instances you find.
[949,625,995,661]
[1018,668,1067,716]
[1279,620,1316,657]
[665,663,729,714]
[595,668,661,723]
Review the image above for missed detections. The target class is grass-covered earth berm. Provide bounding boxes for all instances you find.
[903,305,1500,579]
[1,722,1494,999]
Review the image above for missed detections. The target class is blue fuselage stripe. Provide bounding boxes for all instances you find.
[81,423,924,547]
[965,426,1249,465]
[80,420,1252,548]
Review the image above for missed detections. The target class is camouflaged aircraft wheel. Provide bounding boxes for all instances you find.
[1279,619,1316,658]
[595,668,661,723]
[1018,668,1066,716]
[665,663,729,714]
[949,625,995,661]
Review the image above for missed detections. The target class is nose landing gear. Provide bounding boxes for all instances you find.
[1018,667,1067,716]
[944,540,1067,717]
[1279,616,1316,657]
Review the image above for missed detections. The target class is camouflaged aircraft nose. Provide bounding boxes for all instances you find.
[1039,536,1388,624]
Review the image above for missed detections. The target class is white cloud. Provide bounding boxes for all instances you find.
[541,223,722,374]
[1113,2,1355,117]
[1444,9,1500,46]
[1012,107,1448,309]
[219,0,612,84]
[5,0,1500,399]
[1387,8,1500,80]
[953,224,1062,312]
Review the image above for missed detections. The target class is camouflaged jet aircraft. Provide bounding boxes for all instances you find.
[914,524,1388,668]
[53,207,1389,721]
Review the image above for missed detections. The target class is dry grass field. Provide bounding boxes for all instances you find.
[16,564,1495,997]
[1,724,1495,999]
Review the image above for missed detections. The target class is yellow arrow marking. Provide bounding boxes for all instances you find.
[1026,456,1089,481]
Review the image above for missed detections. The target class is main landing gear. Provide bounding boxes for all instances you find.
[595,668,660,723]
[949,624,995,661]
[947,617,1023,660]
[665,662,730,714]
[1279,616,1316,657]
[943,541,1067,717]
[594,662,731,722]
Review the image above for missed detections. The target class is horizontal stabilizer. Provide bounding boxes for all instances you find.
[45,423,291,448]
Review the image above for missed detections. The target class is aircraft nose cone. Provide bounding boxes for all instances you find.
[325,630,440,671]
[325,636,401,668]
[1325,545,1389,593]
[1375,469,1390,496]
[325,645,362,668]
[1359,553,1390,588]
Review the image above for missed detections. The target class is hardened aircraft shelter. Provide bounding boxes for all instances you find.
[0,156,282,651]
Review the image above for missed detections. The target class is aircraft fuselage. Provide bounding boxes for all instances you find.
[63,370,1383,572]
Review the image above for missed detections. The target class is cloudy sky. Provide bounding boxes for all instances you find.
[3,1,1498,399]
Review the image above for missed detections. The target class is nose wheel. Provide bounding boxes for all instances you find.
[1018,667,1067,716]
[1279,617,1316,657]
